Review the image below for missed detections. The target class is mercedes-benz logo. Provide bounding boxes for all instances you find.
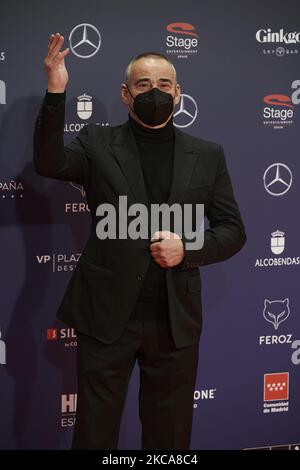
[263,163,293,196]
[173,94,198,128]
[69,23,101,59]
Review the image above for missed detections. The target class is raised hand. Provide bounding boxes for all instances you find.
[44,33,70,93]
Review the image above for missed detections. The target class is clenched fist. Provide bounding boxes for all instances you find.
[150,231,184,268]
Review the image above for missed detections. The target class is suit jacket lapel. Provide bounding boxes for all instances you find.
[109,120,199,208]
[109,121,149,207]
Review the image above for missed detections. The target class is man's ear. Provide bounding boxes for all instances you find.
[121,83,130,105]
[174,83,181,106]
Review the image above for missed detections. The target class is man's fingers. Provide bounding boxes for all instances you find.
[151,230,167,242]
[150,242,162,254]
[49,36,64,58]
[48,34,64,58]
[60,47,70,58]
[48,33,60,52]
[47,34,54,49]
[52,47,70,61]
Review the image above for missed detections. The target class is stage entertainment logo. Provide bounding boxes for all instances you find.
[165,22,198,59]
[262,80,300,129]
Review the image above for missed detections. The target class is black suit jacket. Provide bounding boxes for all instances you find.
[33,94,246,349]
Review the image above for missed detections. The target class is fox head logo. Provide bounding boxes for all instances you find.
[263,298,290,330]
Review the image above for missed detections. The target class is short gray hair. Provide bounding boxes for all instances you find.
[124,52,177,85]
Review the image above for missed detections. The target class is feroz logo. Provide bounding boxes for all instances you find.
[0,80,6,104]
[173,94,198,128]
[263,298,290,330]
[263,163,293,196]
[264,372,289,401]
[69,182,86,197]
[65,183,89,214]
[69,24,101,59]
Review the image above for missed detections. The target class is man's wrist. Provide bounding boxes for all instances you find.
[45,89,66,107]
[47,88,66,93]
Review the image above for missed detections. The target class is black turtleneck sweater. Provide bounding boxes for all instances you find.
[128,113,175,308]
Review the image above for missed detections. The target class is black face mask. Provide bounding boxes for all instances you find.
[127,86,175,127]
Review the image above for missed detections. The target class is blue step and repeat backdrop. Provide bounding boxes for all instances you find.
[0,0,299,450]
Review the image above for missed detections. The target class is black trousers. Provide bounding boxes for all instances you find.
[71,298,200,450]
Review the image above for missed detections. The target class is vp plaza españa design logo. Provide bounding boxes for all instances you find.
[173,94,198,128]
[69,24,101,59]
[263,163,293,196]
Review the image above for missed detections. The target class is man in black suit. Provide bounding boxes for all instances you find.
[34,33,246,450]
